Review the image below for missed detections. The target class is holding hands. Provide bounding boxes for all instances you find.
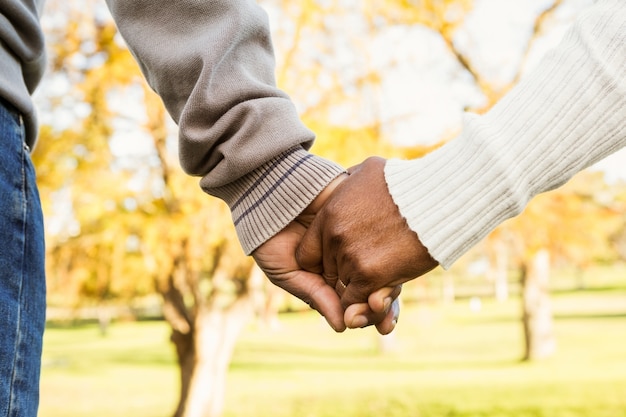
[253,157,438,334]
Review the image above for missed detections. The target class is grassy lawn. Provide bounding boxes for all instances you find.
[40,321,178,417]
[39,268,626,417]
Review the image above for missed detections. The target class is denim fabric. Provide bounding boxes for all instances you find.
[0,99,46,417]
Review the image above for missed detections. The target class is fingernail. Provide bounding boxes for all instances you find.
[350,315,368,329]
[383,297,392,312]
[326,318,345,333]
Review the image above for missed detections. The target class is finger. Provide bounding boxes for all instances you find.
[320,220,339,288]
[324,274,339,290]
[308,283,346,333]
[368,285,402,314]
[343,302,389,329]
[334,277,348,297]
[295,216,324,274]
[297,213,340,288]
[296,173,348,275]
[340,280,373,309]
[343,297,400,333]
[278,270,346,332]
[343,303,374,329]
[375,298,400,335]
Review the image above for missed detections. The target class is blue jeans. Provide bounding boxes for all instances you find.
[0,99,46,417]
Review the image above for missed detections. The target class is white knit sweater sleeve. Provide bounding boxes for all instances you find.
[385,0,626,269]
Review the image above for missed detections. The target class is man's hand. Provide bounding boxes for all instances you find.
[252,216,347,331]
[296,157,439,310]
[252,174,401,334]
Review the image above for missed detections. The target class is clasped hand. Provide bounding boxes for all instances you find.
[252,157,438,334]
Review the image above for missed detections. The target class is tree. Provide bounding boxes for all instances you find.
[140,86,261,417]
[38,3,259,416]
[486,171,623,360]
[34,2,153,321]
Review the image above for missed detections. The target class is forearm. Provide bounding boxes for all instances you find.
[106,0,344,253]
[386,0,626,268]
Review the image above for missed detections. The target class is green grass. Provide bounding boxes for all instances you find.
[39,271,626,417]
[40,321,178,417]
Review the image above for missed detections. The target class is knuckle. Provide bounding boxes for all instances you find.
[349,254,382,280]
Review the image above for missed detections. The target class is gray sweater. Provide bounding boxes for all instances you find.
[2,0,345,255]
[0,0,46,145]
[2,0,624,266]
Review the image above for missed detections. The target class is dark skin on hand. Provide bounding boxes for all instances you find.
[252,169,402,334]
[296,157,439,326]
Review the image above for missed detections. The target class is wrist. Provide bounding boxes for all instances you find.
[301,173,349,215]
[208,147,346,254]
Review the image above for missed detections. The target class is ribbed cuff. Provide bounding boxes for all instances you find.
[384,122,528,269]
[209,146,346,254]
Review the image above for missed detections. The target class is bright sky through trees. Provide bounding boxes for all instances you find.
[35,0,625,181]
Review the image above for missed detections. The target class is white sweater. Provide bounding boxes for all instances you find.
[386,0,626,268]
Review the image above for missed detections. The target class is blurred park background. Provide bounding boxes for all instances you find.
[34,0,626,416]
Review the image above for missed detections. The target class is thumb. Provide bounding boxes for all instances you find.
[368,285,402,313]
[295,217,323,274]
[308,281,346,333]
[274,269,346,332]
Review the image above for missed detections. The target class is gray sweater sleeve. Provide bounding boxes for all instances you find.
[105,0,345,254]
[0,0,46,147]
[385,0,626,268]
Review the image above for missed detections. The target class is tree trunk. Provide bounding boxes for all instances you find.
[172,297,252,417]
[491,242,509,302]
[97,304,111,337]
[171,326,194,417]
[520,249,556,361]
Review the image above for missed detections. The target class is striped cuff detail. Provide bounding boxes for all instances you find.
[209,147,346,255]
